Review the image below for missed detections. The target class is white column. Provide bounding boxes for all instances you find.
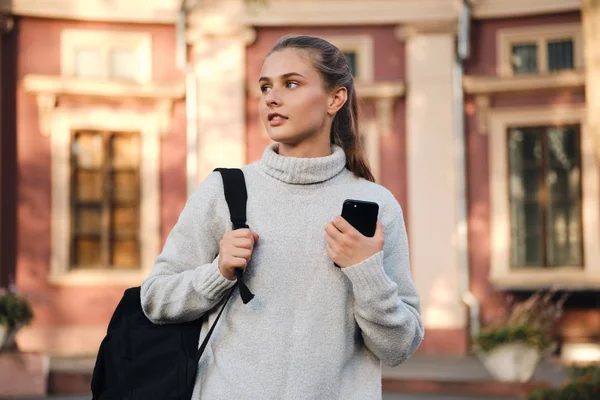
[406,33,466,330]
[191,25,255,187]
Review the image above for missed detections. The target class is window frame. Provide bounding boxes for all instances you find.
[50,107,161,286]
[489,107,600,289]
[61,29,152,83]
[505,124,584,269]
[497,23,584,77]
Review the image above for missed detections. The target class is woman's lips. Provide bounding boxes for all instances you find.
[269,115,287,127]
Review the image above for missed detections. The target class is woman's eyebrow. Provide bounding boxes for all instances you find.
[259,72,306,82]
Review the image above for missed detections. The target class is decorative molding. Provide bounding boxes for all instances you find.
[472,0,581,19]
[497,23,584,77]
[36,93,57,137]
[488,107,600,290]
[190,0,458,28]
[4,0,583,25]
[7,0,180,23]
[23,74,184,137]
[187,24,257,46]
[394,20,458,41]
[23,74,185,100]
[463,70,586,94]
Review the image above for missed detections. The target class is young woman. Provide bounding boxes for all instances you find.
[141,35,424,399]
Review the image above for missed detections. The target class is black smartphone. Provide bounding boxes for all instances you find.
[341,199,379,237]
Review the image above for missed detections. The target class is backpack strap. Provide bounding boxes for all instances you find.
[214,168,254,304]
[192,168,254,367]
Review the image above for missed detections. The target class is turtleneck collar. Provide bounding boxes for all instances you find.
[259,143,347,185]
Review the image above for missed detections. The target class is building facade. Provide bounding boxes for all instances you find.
[1,0,599,363]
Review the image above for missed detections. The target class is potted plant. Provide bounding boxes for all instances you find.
[0,288,34,351]
[473,289,568,382]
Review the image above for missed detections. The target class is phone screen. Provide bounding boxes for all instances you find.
[341,199,379,237]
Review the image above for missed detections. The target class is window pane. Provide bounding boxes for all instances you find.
[111,134,140,169]
[111,240,139,269]
[109,48,138,80]
[511,43,538,74]
[76,171,103,202]
[112,207,138,235]
[74,207,102,235]
[508,128,544,267]
[112,172,138,203]
[548,39,574,72]
[73,132,103,169]
[545,126,582,266]
[343,51,358,77]
[73,237,102,268]
[74,48,103,78]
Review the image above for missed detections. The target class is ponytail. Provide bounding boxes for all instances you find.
[330,87,375,182]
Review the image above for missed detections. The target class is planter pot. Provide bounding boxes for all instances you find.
[477,342,541,382]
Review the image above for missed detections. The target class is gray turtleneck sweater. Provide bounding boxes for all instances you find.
[140,144,424,400]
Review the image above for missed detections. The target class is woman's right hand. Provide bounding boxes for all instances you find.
[218,229,259,281]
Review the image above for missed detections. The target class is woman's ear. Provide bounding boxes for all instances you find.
[327,87,348,116]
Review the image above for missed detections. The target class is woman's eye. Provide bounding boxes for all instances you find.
[286,81,299,89]
[260,85,271,93]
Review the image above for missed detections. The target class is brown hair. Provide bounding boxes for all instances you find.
[268,35,375,182]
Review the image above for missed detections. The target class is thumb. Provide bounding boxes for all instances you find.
[252,231,260,242]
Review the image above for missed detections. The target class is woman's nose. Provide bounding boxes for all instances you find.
[264,88,281,106]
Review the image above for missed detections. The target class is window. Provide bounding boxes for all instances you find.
[488,107,600,289]
[497,24,583,76]
[70,130,141,270]
[62,29,152,82]
[507,125,583,268]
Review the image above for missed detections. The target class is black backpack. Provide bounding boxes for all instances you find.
[91,168,254,400]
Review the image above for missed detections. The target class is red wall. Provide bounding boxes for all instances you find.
[246,26,407,207]
[16,18,186,327]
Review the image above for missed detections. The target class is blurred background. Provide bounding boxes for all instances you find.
[0,0,599,398]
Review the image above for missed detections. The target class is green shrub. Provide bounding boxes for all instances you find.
[0,292,34,328]
[474,289,568,353]
[527,364,600,400]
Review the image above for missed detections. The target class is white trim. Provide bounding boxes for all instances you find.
[4,0,582,25]
[488,106,600,290]
[7,0,180,23]
[497,23,584,77]
[61,29,152,83]
[49,107,161,286]
[472,0,581,19]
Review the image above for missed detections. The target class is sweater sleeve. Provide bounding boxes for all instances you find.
[341,202,424,367]
[140,172,236,324]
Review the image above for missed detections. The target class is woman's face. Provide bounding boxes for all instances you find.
[258,48,331,147]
